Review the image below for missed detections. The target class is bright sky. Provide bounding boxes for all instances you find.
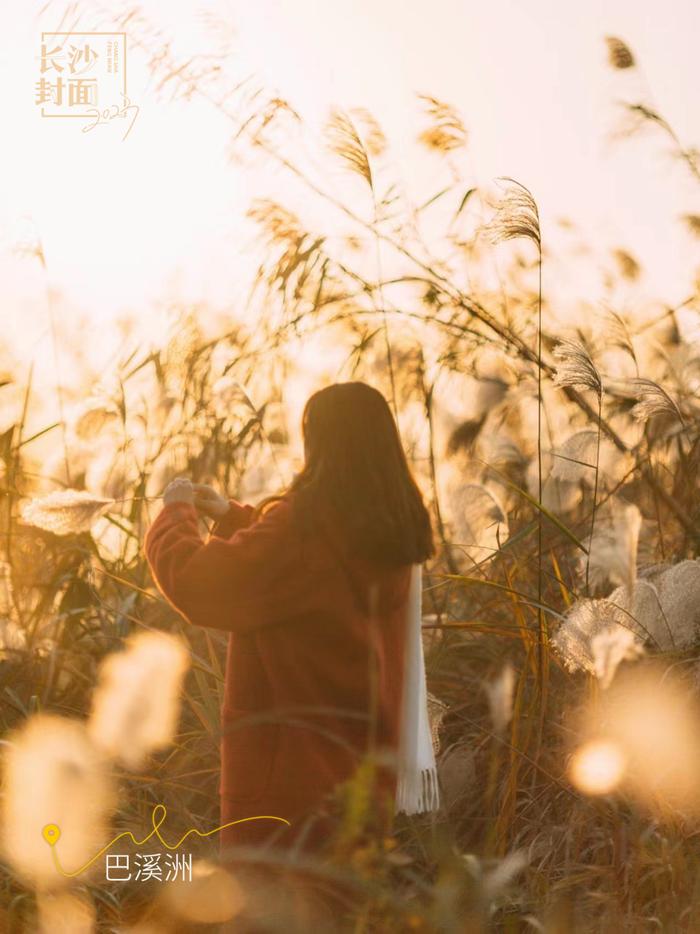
[1,0,699,371]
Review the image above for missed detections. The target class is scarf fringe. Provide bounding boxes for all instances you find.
[395,765,441,815]
[394,564,441,817]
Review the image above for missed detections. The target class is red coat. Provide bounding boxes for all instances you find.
[144,493,411,852]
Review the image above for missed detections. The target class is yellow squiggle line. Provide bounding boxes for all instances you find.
[44,805,291,878]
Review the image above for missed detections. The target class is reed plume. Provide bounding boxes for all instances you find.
[483,178,540,247]
[417,95,467,153]
[326,108,376,189]
[88,632,190,770]
[485,664,515,733]
[1,715,114,888]
[20,490,114,536]
[605,37,636,69]
[627,377,685,424]
[587,501,641,594]
[552,339,603,397]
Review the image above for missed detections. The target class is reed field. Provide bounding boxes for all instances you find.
[2,15,700,932]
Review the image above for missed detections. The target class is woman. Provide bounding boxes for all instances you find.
[144,382,436,860]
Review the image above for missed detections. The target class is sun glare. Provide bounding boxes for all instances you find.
[569,739,627,796]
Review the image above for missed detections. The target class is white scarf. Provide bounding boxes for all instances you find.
[394,564,441,815]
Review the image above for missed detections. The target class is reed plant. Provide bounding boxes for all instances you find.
[2,15,700,932]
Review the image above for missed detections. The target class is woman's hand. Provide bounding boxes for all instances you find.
[192,483,230,519]
[162,477,195,506]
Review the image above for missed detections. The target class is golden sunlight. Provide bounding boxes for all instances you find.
[3,1,700,930]
[569,739,627,796]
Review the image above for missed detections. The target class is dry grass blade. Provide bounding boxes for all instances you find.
[20,490,114,536]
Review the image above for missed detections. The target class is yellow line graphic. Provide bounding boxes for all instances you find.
[41,805,290,878]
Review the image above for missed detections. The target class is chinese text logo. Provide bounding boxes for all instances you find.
[35,32,138,139]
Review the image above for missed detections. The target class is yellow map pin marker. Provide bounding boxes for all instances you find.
[42,824,61,846]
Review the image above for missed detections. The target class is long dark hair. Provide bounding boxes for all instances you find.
[288,382,434,566]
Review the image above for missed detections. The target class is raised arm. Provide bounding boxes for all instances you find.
[144,497,300,633]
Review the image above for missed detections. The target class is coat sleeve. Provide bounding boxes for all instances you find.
[209,500,256,540]
[144,497,304,633]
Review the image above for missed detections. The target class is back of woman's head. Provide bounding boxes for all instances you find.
[290,382,434,566]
